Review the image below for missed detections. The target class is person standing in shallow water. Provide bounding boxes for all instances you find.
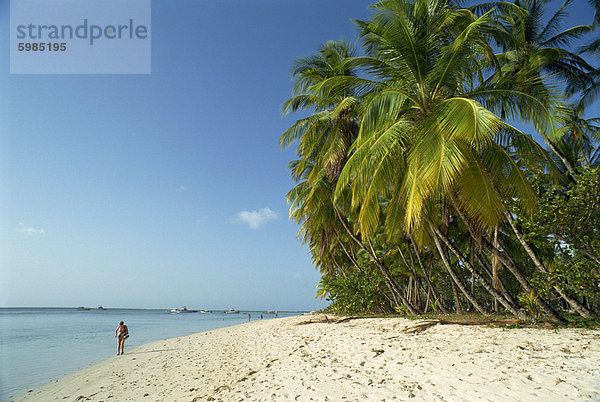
[115,321,129,355]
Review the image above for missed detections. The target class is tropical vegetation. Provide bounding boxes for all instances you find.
[281,0,600,322]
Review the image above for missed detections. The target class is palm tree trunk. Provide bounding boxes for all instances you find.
[406,247,422,309]
[474,248,518,308]
[431,224,521,316]
[331,257,346,277]
[366,239,420,315]
[397,245,423,311]
[475,162,591,318]
[430,224,489,315]
[336,237,365,275]
[503,209,595,318]
[451,280,463,313]
[540,132,579,182]
[481,236,565,322]
[334,207,419,315]
[492,226,500,313]
[450,195,565,323]
[543,231,600,266]
[410,235,450,314]
[379,288,397,311]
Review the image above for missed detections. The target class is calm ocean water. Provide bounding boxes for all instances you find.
[0,307,303,400]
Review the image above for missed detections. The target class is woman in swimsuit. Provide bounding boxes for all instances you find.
[114,321,129,355]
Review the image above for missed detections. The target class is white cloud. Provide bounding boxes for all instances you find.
[236,207,279,229]
[16,223,46,235]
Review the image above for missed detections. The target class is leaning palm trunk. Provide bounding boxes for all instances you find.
[410,235,450,314]
[481,237,565,322]
[454,207,565,322]
[430,224,488,315]
[441,204,466,313]
[473,248,518,308]
[478,163,592,318]
[492,226,500,312]
[450,280,463,313]
[541,133,579,182]
[336,237,366,276]
[407,250,422,309]
[331,258,346,277]
[396,245,425,311]
[334,207,419,315]
[430,224,522,317]
[503,210,595,318]
[447,189,566,322]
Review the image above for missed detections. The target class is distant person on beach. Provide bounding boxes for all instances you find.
[248,313,251,322]
[275,311,278,318]
[115,321,129,355]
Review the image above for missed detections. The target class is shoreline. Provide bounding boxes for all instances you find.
[16,314,600,401]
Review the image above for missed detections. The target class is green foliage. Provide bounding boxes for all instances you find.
[317,268,392,314]
[521,166,600,309]
[518,290,540,320]
[538,167,600,256]
[430,299,440,314]
[559,313,600,329]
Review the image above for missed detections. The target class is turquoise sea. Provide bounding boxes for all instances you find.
[0,307,303,401]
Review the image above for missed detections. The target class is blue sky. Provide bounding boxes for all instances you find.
[1,0,597,310]
[0,0,373,310]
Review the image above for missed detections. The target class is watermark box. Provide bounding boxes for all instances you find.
[10,0,151,74]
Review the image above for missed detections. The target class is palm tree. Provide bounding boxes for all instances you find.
[282,0,598,320]
[481,1,598,317]
[554,108,600,167]
[579,0,600,108]
[281,40,363,280]
[281,40,419,314]
[495,1,593,87]
[281,40,362,183]
[327,0,566,320]
[485,0,595,176]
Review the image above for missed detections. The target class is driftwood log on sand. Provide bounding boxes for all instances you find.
[298,314,526,334]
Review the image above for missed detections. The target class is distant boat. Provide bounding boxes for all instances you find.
[97,306,106,310]
[200,310,211,314]
[225,308,240,314]
[171,306,198,313]
[76,306,91,310]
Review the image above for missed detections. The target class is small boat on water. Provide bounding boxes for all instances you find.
[171,306,198,313]
[98,306,106,310]
[225,308,240,314]
[76,306,91,310]
[200,310,211,314]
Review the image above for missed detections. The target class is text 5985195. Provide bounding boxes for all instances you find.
[18,42,67,51]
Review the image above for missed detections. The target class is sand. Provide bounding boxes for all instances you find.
[16,314,600,401]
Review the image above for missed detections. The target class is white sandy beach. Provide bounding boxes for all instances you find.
[17,314,600,401]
